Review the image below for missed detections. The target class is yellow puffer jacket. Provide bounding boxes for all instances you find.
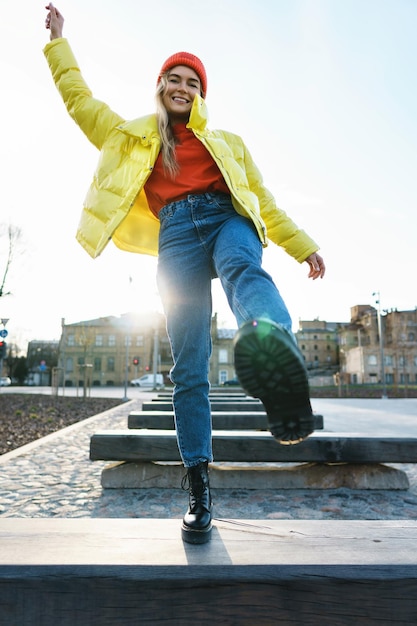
[44,38,319,261]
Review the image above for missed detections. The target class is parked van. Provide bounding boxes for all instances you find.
[130,374,164,389]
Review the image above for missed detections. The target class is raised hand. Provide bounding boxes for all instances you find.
[45,3,64,40]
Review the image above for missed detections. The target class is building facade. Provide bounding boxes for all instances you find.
[26,339,59,385]
[56,312,237,388]
[295,319,341,384]
[210,315,237,385]
[337,305,417,386]
[57,312,170,388]
[29,304,417,390]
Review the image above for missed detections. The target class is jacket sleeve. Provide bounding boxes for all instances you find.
[43,38,124,150]
[242,143,320,263]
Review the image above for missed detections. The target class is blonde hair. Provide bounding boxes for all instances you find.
[155,75,179,178]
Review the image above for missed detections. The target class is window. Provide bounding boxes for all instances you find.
[67,334,75,347]
[94,357,102,372]
[368,355,377,365]
[135,335,144,347]
[219,370,227,384]
[65,357,73,373]
[107,357,115,372]
[219,349,228,364]
[399,356,407,367]
[95,335,103,347]
[108,335,116,347]
[385,355,394,366]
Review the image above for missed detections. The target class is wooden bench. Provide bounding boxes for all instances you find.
[1,519,416,625]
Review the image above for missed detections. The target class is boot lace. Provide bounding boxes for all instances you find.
[181,472,190,491]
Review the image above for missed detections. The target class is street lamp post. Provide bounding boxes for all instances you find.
[373,292,387,399]
[0,318,9,383]
[123,333,130,402]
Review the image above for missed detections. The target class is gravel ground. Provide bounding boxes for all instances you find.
[0,393,123,455]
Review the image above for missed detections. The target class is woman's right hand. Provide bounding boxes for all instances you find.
[45,3,64,40]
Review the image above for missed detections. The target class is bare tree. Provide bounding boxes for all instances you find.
[0,223,22,298]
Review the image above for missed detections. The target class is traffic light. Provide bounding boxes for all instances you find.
[0,341,6,359]
[133,357,140,366]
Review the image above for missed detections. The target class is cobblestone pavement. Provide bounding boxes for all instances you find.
[1,397,417,521]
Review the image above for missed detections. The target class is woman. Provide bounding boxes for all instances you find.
[44,4,326,544]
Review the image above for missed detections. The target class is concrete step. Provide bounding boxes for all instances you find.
[101,460,409,490]
[90,430,417,463]
[1,519,416,625]
[128,410,324,431]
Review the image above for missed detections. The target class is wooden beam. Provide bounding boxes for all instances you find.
[1,519,416,625]
[152,394,248,400]
[142,401,265,412]
[90,430,417,463]
[128,411,323,431]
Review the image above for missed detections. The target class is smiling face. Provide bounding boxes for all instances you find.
[161,65,202,124]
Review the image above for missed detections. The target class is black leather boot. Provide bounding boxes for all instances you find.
[181,461,213,544]
[234,318,315,445]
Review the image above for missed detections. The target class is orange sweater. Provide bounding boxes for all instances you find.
[144,124,230,216]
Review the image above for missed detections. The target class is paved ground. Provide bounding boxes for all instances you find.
[1,393,417,521]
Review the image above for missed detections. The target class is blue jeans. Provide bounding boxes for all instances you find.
[156,193,292,467]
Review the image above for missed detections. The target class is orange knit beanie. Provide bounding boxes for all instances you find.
[158,51,207,98]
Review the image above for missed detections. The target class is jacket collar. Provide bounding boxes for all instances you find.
[187,95,209,133]
[117,95,209,143]
[117,115,160,145]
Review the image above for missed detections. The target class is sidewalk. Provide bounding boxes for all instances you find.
[1,397,417,521]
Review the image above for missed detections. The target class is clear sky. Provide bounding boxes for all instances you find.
[1,0,416,351]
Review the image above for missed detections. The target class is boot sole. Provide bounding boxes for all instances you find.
[234,319,315,445]
[181,522,212,544]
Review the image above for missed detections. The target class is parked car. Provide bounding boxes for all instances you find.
[0,376,11,386]
[130,374,165,389]
[221,378,241,386]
